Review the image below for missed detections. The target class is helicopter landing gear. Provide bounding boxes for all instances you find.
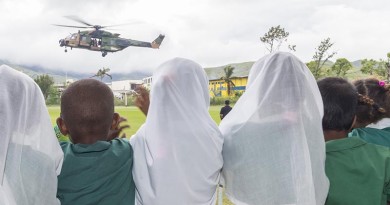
[64,48,67,53]
[102,51,107,57]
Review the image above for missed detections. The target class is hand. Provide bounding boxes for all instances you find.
[134,86,150,116]
[107,116,130,141]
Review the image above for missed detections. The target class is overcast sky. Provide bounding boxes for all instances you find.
[1,0,389,73]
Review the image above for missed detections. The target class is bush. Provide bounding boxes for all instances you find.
[210,96,240,106]
[46,87,60,105]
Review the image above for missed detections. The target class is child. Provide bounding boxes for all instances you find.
[318,77,390,205]
[349,78,390,147]
[130,58,223,205]
[219,52,329,204]
[56,79,135,205]
[0,65,63,205]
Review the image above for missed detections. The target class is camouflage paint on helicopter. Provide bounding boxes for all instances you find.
[55,16,165,57]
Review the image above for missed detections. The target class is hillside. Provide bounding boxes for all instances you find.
[0,59,151,83]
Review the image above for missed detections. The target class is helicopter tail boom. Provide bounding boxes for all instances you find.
[151,34,165,49]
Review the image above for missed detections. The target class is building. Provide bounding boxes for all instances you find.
[209,76,248,97]
[142,76,153,89]
[107,80,143,105]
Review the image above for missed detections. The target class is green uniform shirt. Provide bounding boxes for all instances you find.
[349,127,390,147]
[57,139,135,205]
[325,137,390,205]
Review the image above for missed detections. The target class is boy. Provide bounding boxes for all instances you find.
[56,79,135,205]
[318,77,390,205]
[220,100,232,120]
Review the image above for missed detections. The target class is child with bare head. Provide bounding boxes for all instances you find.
[56,79,135,205]
[57,79,118,143]
[349,78,390,147]
[353,78,390,127]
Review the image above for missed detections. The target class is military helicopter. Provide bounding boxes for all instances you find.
[54,16,165,57]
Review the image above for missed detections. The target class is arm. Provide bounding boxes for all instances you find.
[134,87,150,116]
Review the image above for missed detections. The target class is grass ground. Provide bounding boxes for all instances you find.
[48,105,233,204]
[48,105,222,137]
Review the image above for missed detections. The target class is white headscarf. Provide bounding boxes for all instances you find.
[219,52,329,205]
[0,65,63,205]
[130,58,223,205]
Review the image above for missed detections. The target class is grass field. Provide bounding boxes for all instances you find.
[48,105,233,204]
[48,105,222,137]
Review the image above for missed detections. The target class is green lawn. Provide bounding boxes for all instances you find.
[48,106,222,138]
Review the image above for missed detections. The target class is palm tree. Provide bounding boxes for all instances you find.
[91,67,112,81]
[221,65,235,96]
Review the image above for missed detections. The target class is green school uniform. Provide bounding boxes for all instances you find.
[325,137,390,205]
[349,127,390,147]
[57,139,135,205]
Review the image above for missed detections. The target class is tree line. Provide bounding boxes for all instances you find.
[259,25,390,80]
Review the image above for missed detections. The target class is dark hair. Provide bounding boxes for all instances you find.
[60,79,114,141]
[317,77,358,131]
[353,78,390,124]
[225,100,230,105]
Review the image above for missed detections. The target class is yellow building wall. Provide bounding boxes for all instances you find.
[209,77,248,97]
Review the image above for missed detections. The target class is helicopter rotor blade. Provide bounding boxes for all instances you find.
[100,20,144,29]
[64,15,94,26]
[53,24,92,29]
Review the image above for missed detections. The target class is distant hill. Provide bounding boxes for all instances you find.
[351,60,362,68]
[204,60,337,80]
[0,59,152,83]
[205,62,255,80]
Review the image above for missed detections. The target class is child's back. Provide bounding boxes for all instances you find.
[57,139,134,205]
[56,79,135,205]
[325,137,390,205]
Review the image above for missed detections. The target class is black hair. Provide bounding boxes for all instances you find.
[60,79,114,141]
[353,78,390,124]
[317,77,358,131]
[225,100,230,105]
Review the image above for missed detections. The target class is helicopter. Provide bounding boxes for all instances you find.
[54,16,165,57]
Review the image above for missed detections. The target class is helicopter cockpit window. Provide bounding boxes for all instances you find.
[70,34,77,40]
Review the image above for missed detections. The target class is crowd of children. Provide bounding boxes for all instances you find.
[1,51,389,205]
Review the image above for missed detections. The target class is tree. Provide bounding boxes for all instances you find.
[360,59,377,75]
[34,74,54,100]
[221,65,235,96]
[386,53,390,81]
[260,25,296,53]
[331,58,352,77]
[311,38,337,79]
[91,67,112,81]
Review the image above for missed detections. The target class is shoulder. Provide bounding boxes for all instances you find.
[111,138,133,154]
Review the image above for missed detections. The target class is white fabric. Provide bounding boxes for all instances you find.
[219,52,329,205]
[0,65,63,205]
[367,118,390,129]
[130,58,223,205]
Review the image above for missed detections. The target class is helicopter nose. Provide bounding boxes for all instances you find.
[59,39,65,47]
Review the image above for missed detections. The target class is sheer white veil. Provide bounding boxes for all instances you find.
[131,58,223,205]
[219,52,329,205]
[0,65,63,205]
